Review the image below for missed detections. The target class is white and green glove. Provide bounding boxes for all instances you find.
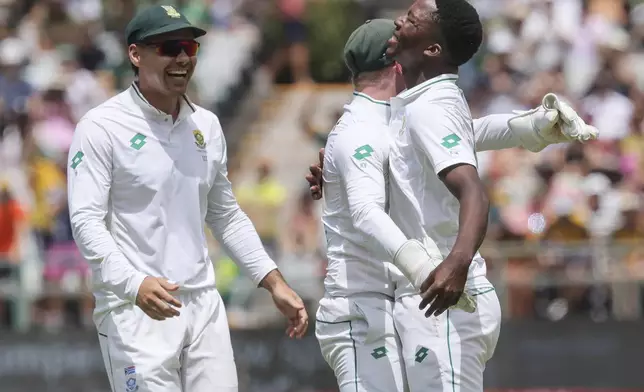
[393,238,477,313]
[508,93,599,152]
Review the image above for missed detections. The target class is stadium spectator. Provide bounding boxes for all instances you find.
[284,189,322,255]
[0,182,25,267]
[235,159,287,259]
[263,0,311,84]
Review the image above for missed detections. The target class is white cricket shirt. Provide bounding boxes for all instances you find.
[68,83,277,324]
[388,74,490,292]
[322,92,408,298]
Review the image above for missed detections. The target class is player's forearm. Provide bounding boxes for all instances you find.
[352,205,408,261]
[441,165,490,263]
[259,269,288,293]
[206,207,277,286]
[451,186,489,262]
[473,114,519,152]
[70,213,146,302]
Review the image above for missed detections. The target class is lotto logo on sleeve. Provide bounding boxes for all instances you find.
[353,144,374,160]
[441,133,461,149]
[70,151,84,169]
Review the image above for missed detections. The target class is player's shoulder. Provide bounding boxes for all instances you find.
[74,93,130,140]
[409,85,470,126]
[416,83,463,107]
[326,122,387,168]
[328,115,387,147]
[80,91,129,126]
[186,101,218,124]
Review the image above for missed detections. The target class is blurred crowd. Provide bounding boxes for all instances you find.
[460,0,644,321]
[1,0,643,332]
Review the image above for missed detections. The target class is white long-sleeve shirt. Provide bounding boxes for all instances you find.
[322,93,407,297]
[322,91,521,298]
[68,83,277,324]
[388,74,491,296]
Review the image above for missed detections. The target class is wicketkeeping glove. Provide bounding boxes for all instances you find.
[508,93,599,152]
[542,93,599,142]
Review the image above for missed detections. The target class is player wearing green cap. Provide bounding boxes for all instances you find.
[311,7,597,392]
[67,5,308,392]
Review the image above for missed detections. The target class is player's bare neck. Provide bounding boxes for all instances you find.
[403,65,457,89]
[358,84,395,102]
[137,81,181,118]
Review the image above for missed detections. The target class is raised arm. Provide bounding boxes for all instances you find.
[473,93,598,153]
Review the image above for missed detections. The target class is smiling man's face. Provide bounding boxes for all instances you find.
[387,0,442,70]
[130,29,198,96]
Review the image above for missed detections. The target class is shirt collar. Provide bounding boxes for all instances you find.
[393,73,459,104]
[347,91,391,123]
[129,82,196,121]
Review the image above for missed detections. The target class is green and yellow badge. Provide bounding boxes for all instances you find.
[193,130,206,149]
[161,5,181,18]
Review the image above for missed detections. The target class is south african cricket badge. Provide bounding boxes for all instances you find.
[193,130,206,150]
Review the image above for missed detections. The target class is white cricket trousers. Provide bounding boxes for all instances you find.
[394,287,501,392]
[97,288,237,392]
[315,294,407,392]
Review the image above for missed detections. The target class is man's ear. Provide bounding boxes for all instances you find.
[424,43,442,58]
[128,44,141,68]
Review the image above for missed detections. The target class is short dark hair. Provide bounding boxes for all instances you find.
[434,0,483,67]
[131,62,139,76]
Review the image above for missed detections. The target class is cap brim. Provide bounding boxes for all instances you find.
[138,23,207,42]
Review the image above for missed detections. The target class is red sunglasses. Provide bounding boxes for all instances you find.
[144,40,200,57]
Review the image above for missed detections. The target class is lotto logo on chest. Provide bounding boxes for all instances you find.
[130,133,147,150]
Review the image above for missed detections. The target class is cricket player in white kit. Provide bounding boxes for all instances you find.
[388,1,527,391]
[310,11,598,392]
[67,6,308,392]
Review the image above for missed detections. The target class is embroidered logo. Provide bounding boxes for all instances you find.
[193,130,206,149]
[161,5,181,18]
[125,366,138,391]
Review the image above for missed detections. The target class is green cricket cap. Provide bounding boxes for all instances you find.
[344,19,396,76]
[125,5,207,45]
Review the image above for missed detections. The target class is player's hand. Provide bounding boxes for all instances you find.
[270,283,309,339]
[135,277,182,321]
[541,93,599,143]
[305,148,325,200]
[418,253,470,317]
